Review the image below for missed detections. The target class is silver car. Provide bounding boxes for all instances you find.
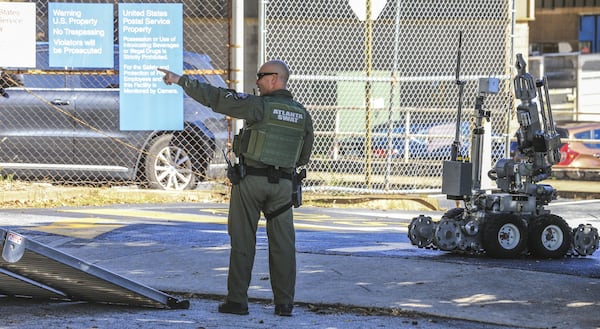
[0,43,228,190]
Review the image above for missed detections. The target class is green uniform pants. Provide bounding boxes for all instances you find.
[226,174,295,305]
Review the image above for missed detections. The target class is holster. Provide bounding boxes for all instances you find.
[267,166,281,183]
[227,162,246,185]
[292,168,306,208]
[227,164,241,185]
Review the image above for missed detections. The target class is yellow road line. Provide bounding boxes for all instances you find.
[46,208,407,238]
[294,222,407,232]
[34,218,125,239]
[60,208,227,224]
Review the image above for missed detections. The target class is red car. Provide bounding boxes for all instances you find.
[554,122,600,180]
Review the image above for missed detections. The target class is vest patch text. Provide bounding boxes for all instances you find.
[273,108,303,123]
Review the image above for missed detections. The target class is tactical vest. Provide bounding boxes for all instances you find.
[233,97,306,168]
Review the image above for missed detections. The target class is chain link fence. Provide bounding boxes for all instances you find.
[0,0,231,190]
[263,0,515,193]
[2,0,518,194]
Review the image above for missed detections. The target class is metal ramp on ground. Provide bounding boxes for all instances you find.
[0,228,189,309]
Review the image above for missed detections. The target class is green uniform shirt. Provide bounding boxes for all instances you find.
[177,75,314,168]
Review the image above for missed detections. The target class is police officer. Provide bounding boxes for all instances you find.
[158,60,314,317]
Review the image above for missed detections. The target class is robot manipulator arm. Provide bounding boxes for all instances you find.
[512,54,562,181]
[514,124,556,182]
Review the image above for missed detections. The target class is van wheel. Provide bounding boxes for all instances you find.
[144,134,196,190]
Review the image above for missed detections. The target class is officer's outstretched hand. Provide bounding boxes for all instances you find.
[157,68,180,86]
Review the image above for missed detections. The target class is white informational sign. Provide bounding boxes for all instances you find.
[0,2,36,67]
[48,3,114,68]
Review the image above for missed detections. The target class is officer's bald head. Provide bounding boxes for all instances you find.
[262,60,289,84]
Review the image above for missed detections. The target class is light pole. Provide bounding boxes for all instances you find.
[349,0,386,188]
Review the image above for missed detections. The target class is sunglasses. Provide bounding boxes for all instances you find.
[256,72,278,79]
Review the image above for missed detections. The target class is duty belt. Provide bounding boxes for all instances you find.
[245,166,292,181]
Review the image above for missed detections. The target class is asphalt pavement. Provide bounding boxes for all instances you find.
[1,179,600,329]
[59,232,599,329]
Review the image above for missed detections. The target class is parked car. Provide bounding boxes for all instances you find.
[334,120,484,160]
[335,134,367,158]
[334,121,435,159]
[509,127,569,160]
[554,122,600,179]
[509,123,600,180]
[0,43,228,190]
[370,121,434,158]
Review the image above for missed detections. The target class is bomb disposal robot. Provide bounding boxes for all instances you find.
[408,53,599,258]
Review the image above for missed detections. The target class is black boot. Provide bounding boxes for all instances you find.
[274,303,293,316]
[218,301,249,315]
